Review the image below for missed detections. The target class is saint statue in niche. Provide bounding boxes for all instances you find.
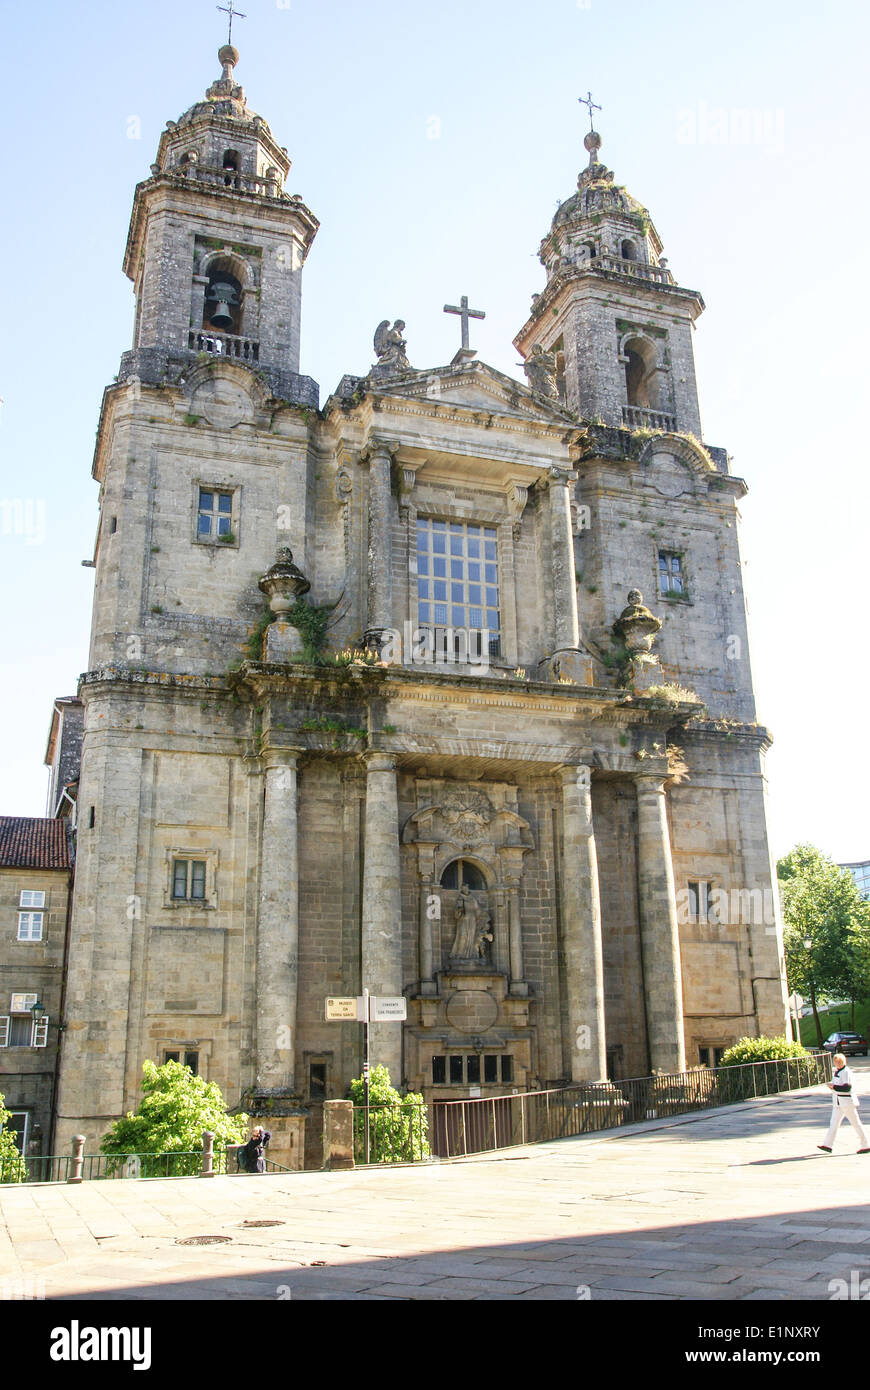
[450,884,491,961]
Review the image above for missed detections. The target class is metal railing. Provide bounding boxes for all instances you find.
[0,1142,295,1186]
[352,1104,430,1165]
[428,1054,833,1161]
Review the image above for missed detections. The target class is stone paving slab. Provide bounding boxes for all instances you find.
[3,1078,870,1302]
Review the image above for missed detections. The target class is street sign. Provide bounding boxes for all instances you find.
[324,997,359,1021]
[369,996,407,1021]
[789,993,804,1011]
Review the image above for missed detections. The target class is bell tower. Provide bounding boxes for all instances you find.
[122,44,318,396]
[514,115,704,436]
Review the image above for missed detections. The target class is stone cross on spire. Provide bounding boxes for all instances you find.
[578,90,602,132]
[217,0,246,45]
[444,295,485,365]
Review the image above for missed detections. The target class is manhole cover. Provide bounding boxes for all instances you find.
[176,1235,233,1246]
[240,1220,284,1228]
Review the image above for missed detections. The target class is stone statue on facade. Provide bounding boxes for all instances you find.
[450,884,484,960]
[523,342,559,399]
[372,319,412,376]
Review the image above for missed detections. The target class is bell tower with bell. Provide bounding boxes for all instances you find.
[123,42,318,394]
[514,98,705,436]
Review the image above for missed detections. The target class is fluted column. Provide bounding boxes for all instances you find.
[548,468,581,653]
[256,748,303,1094]
[559,766,607,1081]
[634,774,686,1073]
[364,441,394,647]
[361,751,403,1080]
[418,878,436,996]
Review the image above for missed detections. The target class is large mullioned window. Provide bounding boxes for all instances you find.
[416,519,501,659]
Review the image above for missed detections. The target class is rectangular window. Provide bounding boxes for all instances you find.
[17,913,44,941]
[416,518,501,659]
[197,488,235,541]
[466,1055,481,1084]
[501,1055,514,1083]
[432,1056,446,1084]
[164,1049,199,1073]
[19,891,45,909]
[658,550,685,598]
[483,1055,498,1084]
[688,880,713,923]
[8,1112,28,1153]
[9,1016,33,1046]
[449,1055,463,1084]
[172,859,207,901]
[309,1062,326,1099]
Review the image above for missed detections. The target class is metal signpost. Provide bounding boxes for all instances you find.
[325,991,407,1164]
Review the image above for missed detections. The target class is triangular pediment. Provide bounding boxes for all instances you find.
[369,360,578,428]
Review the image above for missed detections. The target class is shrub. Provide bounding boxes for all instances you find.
[719,1035,810,1066]
[0,1092,26,1184]
[100,1060,248,1174]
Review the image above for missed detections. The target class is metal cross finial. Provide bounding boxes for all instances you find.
[579,90,602,131]
[443,295,486,353]
[217,0,246,45]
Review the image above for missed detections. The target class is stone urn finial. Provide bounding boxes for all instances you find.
[258,547,311,618]
[612,589,662,654]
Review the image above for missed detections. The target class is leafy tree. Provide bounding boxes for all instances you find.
[0,1091,26,1184]
[100,1060,248,1175]
[778,845,868,1044]
[348,1064,429,1163]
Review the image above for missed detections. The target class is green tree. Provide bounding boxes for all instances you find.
[778,845,867,1044]
[100,1060,248,1175]
[348,1064,429,1163]
[0,1091,27,1183]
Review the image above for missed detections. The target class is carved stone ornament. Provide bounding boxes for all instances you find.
[612,588,662,654]
[439,788,493,842]
[523,343,559,400]
[258,547,311,617]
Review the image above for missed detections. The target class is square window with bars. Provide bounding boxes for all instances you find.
[658,550,686,598]
[416,518,501,659]
[197,489,234,540]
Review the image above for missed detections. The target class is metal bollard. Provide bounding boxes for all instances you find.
[68,1135,85,1184]
[200,1130,215,1178]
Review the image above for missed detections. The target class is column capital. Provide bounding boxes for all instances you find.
[360,436,398,465]
[634,772,668,797]
[558,762,593,791]
[363,750,398,774]
[262,745,304,772]
[542,465,578,489]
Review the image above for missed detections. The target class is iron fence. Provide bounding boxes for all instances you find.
[0,1144,295,1185]
[352,1103,430,1165]
[426,1053,834,1160]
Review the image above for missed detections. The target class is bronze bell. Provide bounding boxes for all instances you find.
[206,281,238,330]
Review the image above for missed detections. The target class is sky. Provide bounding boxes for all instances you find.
[0,0,867,861]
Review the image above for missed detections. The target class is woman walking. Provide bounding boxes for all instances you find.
[818,1053,870,1154]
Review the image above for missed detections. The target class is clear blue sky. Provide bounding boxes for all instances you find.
[1,0,867,861]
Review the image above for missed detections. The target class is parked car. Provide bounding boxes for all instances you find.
[822,1032,869,1056]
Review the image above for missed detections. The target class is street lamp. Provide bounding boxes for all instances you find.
[29,998,45,1024]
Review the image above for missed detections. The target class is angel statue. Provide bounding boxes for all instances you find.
[372,319,412,376]
[523,342,559,400]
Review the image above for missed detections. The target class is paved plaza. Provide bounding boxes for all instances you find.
[2,1069,869,1301]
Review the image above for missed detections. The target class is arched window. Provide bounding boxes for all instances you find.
[222,149,241,188]
[621,239,637,261]
[440,859,487,891]
[203,265,243,336]
[623,336,659,410]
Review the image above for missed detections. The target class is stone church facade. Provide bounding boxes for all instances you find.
[53,46,789,1158]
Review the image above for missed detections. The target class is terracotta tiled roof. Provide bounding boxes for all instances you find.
[0,817,71,870]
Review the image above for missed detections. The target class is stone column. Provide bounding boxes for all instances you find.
[364,441,394,649]
[634,774,686,1074]
[507,879,527,996]
[418,879,437,996]
[361,752,403,1080]
[559,766,607,1081]
[548,468,581,654]
[256,748,302,1095]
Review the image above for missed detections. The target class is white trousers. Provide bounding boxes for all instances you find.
[824,1096,869,1149]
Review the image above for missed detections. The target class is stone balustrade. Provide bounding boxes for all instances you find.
[622,404,677,432]
[188,329,260,362]
[173,165,280,197]
[597,254,674,284]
